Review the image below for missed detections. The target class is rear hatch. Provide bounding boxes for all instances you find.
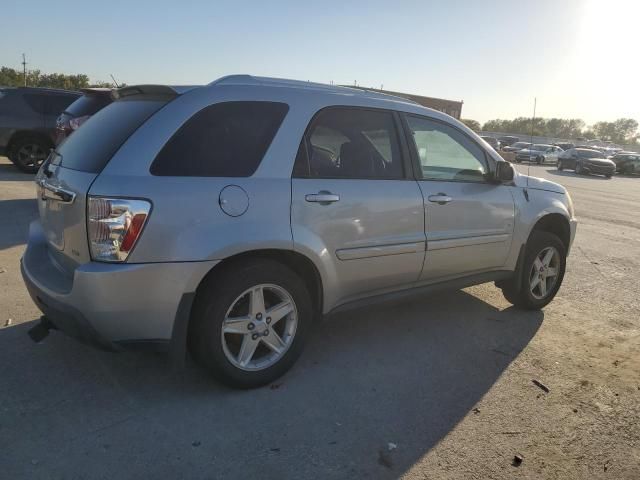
[36,91,174,273]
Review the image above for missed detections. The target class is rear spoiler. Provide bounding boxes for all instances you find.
[111,84,199,101]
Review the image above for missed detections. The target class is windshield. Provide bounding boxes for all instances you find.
[577,149,604,159]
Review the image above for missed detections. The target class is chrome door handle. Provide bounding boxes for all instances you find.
[305,192,340,204]
[427,193,452,205]
[37,178,76,204]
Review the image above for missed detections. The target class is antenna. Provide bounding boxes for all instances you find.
[110,74,120,88]
[21,53,27,86]
[527,97,537,187]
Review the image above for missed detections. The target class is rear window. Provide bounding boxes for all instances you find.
[55,97,169,173]
[150,101,289,177]
[65,94,112,117]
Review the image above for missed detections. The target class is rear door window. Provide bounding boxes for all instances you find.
[55,97,170,173]
[150,101,289,177]
[294,107,404,179]
[45,94,79,116]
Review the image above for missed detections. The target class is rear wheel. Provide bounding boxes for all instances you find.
[501,231,566,310]
[10,136,51,173]
[189,260,313,388]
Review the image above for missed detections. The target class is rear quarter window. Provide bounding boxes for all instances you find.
[65,94,112,116]
[55,96,170,173]
[150,101,289,177]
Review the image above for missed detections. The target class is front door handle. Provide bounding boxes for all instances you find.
[305,192,340,204]
[427,193,452,205]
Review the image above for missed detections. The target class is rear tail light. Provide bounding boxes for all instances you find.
[87,197,151,262]
[69,115,91,130]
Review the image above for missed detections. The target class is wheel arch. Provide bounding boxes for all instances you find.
[530,213,571,252]
[194,248,324,318]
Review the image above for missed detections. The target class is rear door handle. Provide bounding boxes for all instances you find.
[305,192,340,204]
[427,193,452,205]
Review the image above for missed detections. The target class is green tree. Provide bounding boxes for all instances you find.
[460,118,481,131]
[591,118,639,144]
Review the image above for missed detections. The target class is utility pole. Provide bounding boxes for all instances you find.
[21,53,27,86]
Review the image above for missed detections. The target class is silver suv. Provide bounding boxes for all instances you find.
[21,75,577,388]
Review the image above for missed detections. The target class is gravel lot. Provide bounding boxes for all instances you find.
[0,156,638,479]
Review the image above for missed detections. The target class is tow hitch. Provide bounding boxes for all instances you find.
[28,316,56,343]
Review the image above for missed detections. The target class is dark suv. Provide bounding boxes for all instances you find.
[0,87,80,172]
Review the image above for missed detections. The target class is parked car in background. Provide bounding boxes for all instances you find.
[611,152,640,174]
[557,148,616,177]
[56,88,113,145]
[480,135,500,150]
[22,75,576,388]
[502,141,532,153]
[498,135,519,147]
[0,87,80,172]
[515,144,563,164]
[554,142,574,151]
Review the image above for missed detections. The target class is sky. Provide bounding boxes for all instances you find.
[2,0,638,125]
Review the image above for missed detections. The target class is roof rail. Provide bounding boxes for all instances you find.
[207,74,419,105]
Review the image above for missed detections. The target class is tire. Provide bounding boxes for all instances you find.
[501,231,566,310]
[557,160,564,171]
[9,135,51,173]
[189,259,313,389]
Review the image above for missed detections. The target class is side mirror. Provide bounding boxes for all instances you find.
[495,161,514,182]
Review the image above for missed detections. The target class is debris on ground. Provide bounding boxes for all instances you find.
[270,383,282,390]
[270,448,280,453]
[532,379,550,393]
[512,454,524,466]
[0,267,5,273]
[472,407,481,414]
[612,360,620,367]
[387,442,397,451]
[4,318,11,327]
[191,441,201,447]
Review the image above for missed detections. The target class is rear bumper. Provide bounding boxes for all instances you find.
[21,220,217,350]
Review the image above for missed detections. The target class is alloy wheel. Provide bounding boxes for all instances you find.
[16,143,47,169]
[220,284,298,371]
[529,246,560,300]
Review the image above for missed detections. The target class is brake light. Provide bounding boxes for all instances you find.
[87,197,151,262]
[69,115,90,130]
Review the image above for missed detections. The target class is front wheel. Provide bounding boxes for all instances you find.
[501,231,566,310]
[189,259,313,388]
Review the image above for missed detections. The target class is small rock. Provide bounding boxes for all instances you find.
[512,454,524,466]
[0,268,5,273]
[572,408,578,413]
[532,379,550,393]
[4,318,12,327]
[192,441,201,447]
[270,383,282,390]
[612,360,620,367]
[387,442,397,451]
[472,407,481,414]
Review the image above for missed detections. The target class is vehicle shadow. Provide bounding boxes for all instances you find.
[0,198,37,251]
[0,290,543,479]
[546,169,612,180]
[0,159,35,182]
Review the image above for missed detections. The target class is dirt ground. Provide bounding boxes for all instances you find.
[0,156,638,479]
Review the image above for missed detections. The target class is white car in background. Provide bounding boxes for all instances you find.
[515,144,564,164]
